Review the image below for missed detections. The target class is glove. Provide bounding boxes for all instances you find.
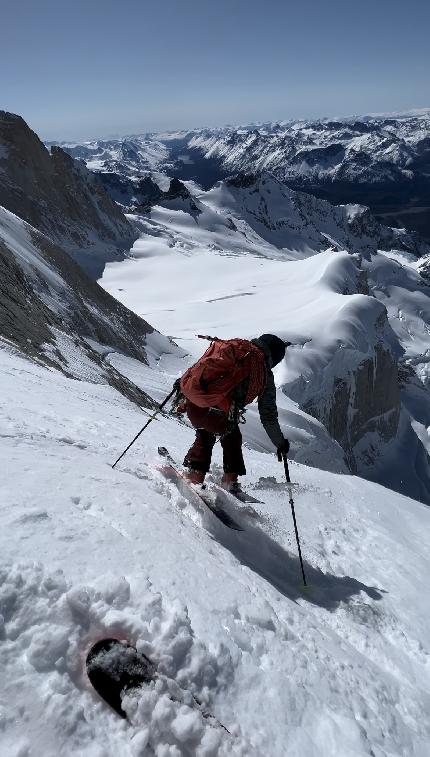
[277,438,290,461]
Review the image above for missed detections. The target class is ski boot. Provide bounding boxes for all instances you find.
[184,468,206,486]
[220,472,244,496]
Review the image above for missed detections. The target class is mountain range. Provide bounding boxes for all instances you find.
[51,110,430,241]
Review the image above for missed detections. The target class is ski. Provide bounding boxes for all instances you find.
[86,638,156,718]
[158,447,243,531]
[209,484,261,519]
[228,489,262,505]
[86,638,229,732]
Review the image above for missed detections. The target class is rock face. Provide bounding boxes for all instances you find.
[284,286,402,475]
[418,254,430,285]
[0,206,167,407]
[98,173,201,217]
[0,111,137,277]
[303,327,401,473]
[98,173,163,212]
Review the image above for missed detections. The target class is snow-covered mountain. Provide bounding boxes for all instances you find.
[52,111,430,240]
[0,111,137,277]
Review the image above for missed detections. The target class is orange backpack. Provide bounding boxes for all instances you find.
[180,338,266,414]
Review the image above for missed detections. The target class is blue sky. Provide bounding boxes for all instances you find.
[1,0,429,140]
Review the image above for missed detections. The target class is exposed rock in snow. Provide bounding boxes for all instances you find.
[300,317,400,472]
[98,173,164,213]
[213,173,429,260]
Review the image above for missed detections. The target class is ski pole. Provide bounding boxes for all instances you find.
[112,385,177,469]
[282,454,307,587]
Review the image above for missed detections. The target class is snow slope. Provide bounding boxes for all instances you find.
[2,339,430,756]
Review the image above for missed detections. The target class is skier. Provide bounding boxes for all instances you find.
[177,334,290,494]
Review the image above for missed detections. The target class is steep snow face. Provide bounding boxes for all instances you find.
[0,111,137,277]
[0,205,177,406]
[98,175,430,500]
[205,174,427,259]
[1,342,430,757]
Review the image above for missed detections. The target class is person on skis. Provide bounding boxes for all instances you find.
[176,334,290,494]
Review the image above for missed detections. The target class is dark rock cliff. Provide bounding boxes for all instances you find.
[0,111,137,277]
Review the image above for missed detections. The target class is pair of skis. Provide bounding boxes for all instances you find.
[157,446,261,531]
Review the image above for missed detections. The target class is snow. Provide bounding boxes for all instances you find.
[0,206,65,290]
[2,167,430,755]
[1,337,430,756]
[368,250,430,368]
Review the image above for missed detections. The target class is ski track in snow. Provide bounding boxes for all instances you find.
[1,345,430,756]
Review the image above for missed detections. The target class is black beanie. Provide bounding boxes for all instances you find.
[258,334,287,366]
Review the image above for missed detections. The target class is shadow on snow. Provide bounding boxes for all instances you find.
[208,511,384,611]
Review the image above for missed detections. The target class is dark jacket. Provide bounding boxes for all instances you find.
[233,338,284,448]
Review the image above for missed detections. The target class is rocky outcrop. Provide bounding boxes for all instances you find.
[159,178,201,218]
[303,332,400,472]
[0,111,137,277]
[97,173,201,217]
[344,204,429,259]
[417,254,430,285]
[98,173,163,212]
[226,173,261,189]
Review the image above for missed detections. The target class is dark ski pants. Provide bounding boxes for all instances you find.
[183,402,246,475]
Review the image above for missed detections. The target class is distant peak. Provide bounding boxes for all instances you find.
[225,172,261,189]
